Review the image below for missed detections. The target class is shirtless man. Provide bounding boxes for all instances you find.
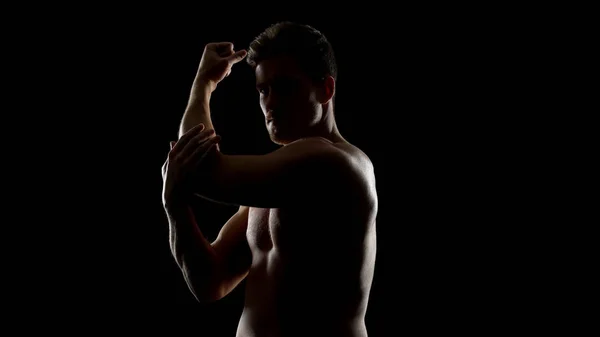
[161,22,378,337]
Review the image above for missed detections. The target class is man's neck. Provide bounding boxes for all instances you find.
[313,111,347,144]
[286,123,347,145]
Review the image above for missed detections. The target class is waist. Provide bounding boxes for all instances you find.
[237,308,367,337]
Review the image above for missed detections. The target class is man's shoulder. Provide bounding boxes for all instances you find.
[295,137,376,201]
[291,137,370,162]
[296,137,373,174]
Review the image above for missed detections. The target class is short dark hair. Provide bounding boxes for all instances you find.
[246,21,338,84]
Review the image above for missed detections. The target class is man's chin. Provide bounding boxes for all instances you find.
[269,134,288,145]
[268,124,303,145]
[269,131,293,145]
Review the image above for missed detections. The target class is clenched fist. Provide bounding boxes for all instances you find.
[194,42,247,93]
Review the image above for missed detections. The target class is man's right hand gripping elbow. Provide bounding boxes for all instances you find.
[161,123,223,302]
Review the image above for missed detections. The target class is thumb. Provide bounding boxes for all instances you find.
[228,49,247,64]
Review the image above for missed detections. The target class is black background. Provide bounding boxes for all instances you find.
[14,8,541,336]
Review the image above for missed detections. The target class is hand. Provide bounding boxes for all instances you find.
[194,42,247,92]
[161,123,222,209]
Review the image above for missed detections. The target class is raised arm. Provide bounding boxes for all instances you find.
[196,138,353,208]
[179,42,247,138]
[176,43,368,209]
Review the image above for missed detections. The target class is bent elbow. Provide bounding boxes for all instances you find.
[182,271,225,304]
[189,288,223,304]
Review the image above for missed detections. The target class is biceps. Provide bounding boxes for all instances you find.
[211,207,252,280]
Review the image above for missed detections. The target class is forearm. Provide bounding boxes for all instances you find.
[179,79,215,138]
[166,204,220,301]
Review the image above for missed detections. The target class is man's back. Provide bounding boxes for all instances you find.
[236,140,378,337]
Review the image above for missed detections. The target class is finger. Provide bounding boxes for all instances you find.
[191,137,221,166]
[219,46,235,58]
[183,135,221,165]
[170,141,176,149]
[207,42,233,51]
[190,129,216,147]
[227,49,247,64]
[196,143,219,165]
[178,129,216,158]
[173,124,205,152]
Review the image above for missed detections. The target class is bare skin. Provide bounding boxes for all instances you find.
[237,143,377,337]
[162,42,378,336]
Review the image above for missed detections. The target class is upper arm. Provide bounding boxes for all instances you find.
[195,138,350,208]
[211,205,251,299]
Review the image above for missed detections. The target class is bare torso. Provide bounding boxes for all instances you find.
[235,142,377,337]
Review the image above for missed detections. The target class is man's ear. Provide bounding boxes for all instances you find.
[317,75,335,104]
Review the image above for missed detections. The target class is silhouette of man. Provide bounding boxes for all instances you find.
[161,21,378,336]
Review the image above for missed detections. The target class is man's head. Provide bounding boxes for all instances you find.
[247,22,339,145]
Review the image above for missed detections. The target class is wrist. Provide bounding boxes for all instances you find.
[192,77,215,96]
[188,80,213,109]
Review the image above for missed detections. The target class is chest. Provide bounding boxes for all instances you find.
[246,207,282,252]
[246,205,340,254]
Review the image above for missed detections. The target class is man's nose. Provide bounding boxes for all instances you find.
[264,92,279,112]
